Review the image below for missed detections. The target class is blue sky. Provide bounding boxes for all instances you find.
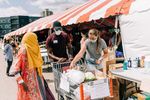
[0,0,88,17]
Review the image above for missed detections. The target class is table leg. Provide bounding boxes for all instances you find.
[122,80,127,100]
[118,79,127,100]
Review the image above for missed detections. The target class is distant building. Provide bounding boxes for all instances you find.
[0,17,11,38]
[41,9,53,17]
[0,16,40,38]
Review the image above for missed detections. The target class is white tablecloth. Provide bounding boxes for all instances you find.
[111,68,150,93]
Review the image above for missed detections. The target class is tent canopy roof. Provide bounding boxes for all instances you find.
[5,0,134,37]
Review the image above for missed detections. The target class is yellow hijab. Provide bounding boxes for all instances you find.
[21,32,43,76]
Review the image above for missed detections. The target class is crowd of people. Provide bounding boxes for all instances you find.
[2,20,123,100]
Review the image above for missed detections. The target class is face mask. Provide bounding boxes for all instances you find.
[90,38,97,43]
[55,30,61,35]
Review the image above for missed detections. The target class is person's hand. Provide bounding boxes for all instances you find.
[21,82,29,92]
[57,58,67,62]
[70,62,75,69]
[61,58,67,62]
[57,58,63,62]
[68,57,73,61]
[96,59,102,64]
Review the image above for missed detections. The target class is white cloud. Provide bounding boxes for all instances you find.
[0,0,9,4]
[29,0,87,12]
[0,0,88,17]
[0,7,28,17]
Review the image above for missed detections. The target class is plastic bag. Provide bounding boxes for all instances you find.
[65,69,85,85]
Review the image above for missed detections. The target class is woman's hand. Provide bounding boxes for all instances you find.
[21,82,29,92]
[95,59,102,64]
[70,61,75,69]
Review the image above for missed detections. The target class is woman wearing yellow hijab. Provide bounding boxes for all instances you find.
[14,32,46,100]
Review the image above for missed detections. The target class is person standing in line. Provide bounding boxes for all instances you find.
[4,37,14,76]
[13,32,55,100]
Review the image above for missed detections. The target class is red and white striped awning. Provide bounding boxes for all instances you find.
[5,0,134,37]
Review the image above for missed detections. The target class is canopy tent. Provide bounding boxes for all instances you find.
[5,0,150,60]
[119,0,150,59]
[4,0,133,37]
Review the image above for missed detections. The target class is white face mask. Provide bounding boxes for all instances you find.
[55,30,61,35]
[90,38,97,43]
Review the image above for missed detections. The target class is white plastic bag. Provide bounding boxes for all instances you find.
[65,69,85,85]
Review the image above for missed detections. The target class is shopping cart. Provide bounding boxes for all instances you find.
[52,62,80,100]
[52,61,111,100]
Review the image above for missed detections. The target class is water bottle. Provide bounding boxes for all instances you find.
[123,60,128,70]
[132,58,138,68]
[137,57,140,67]
[128,58,132,68]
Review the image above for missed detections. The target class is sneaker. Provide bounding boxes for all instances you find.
[8,74,15,77]
[7,73,15,77]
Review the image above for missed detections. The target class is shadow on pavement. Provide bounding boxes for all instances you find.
[43,67,53,73]
[45,79,54,83]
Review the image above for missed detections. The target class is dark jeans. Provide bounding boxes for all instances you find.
[6,60,13,74]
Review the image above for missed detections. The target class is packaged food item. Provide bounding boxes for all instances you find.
[140,56,145,68]
[95,70,106,80]
[84,72,96,81]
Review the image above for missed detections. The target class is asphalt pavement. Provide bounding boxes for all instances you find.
[0,49,57,100]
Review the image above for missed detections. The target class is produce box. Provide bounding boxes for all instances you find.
[131,92,150,100]
[106,59,116,74]
[74,78,110,100]
[108,63,123,78]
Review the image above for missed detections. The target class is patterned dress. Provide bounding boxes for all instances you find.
[15,46,46,100]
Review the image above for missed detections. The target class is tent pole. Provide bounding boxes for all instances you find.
[114,16,119,48]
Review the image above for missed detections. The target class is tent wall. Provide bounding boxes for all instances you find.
[119,0,150,59]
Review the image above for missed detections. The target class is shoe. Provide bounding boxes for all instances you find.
[8,74,15,77]
[6,73,9,76]
[6,73,15,77]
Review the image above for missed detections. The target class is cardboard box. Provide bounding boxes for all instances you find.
[106,59,116,74]
[74,79,110,100]
[108,63,123,78]
[84,78,110,99]
[132,92,150,100]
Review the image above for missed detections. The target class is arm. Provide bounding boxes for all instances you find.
[14,48,25,84]
[67,42,73,59]
[46,35,62,61]
[70,42,86,68]
[4,44,8,54]
[66,33,73,59]
[96,48,108,64]
[14,48,28,91]
[47,47,61,61]
[96,39,108,64]
[101,48,108,59]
